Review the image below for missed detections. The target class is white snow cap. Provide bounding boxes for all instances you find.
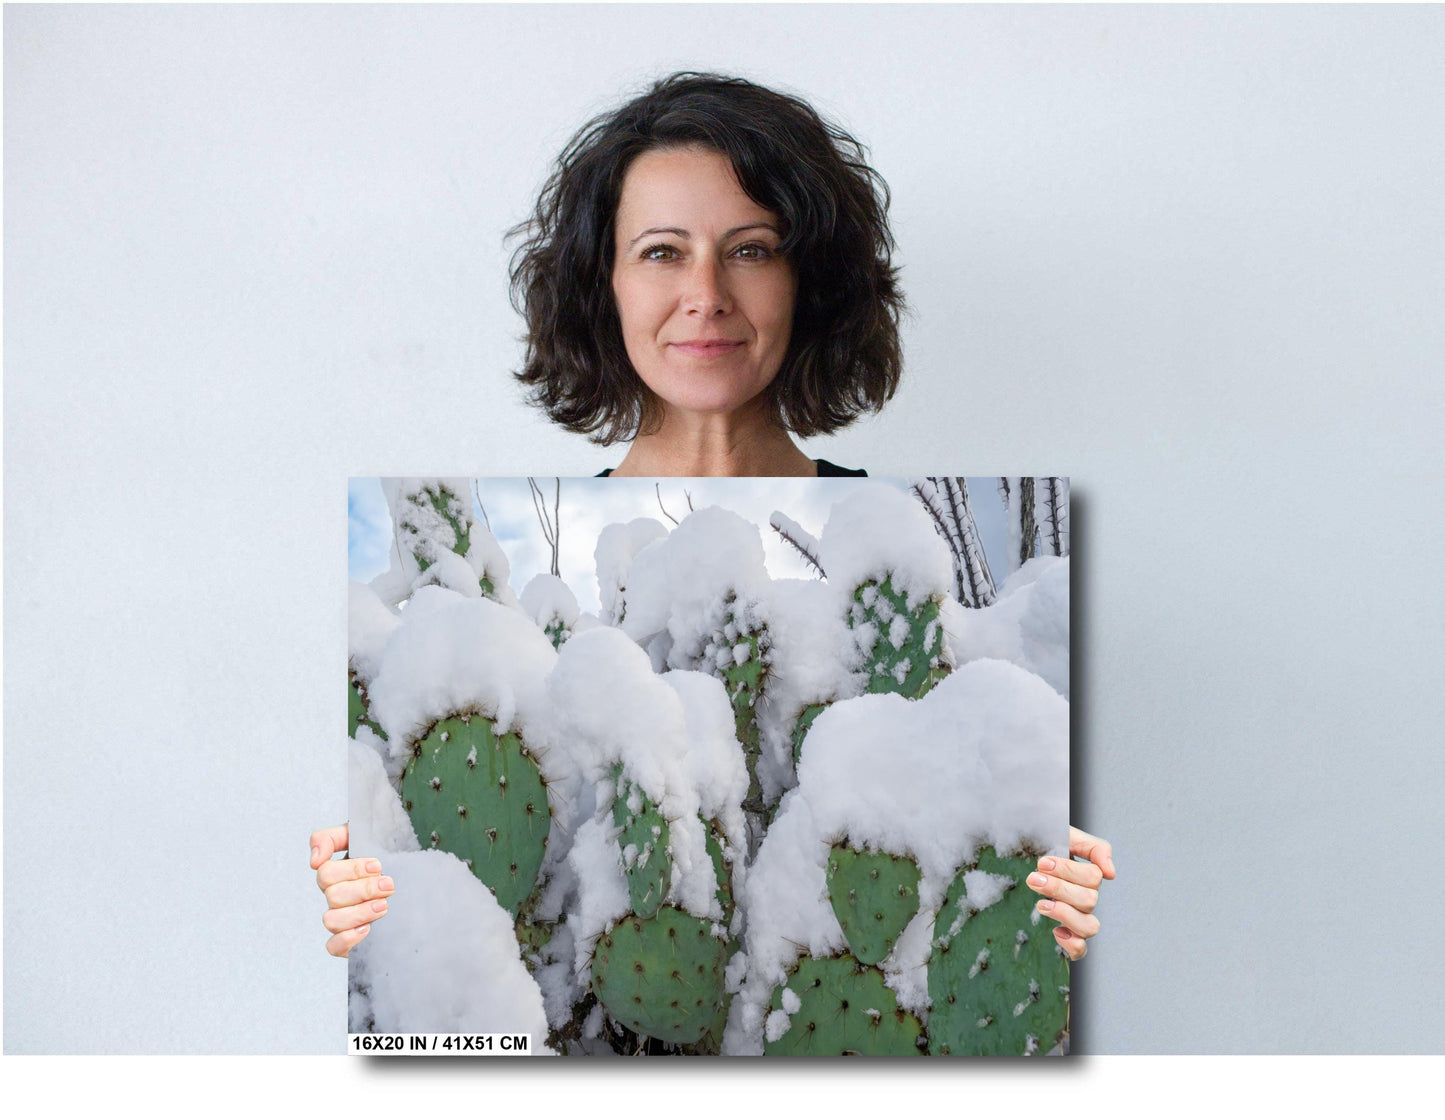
[620,506,769,649]
[348,848,551,1044]
[950,556,1070,699]
[411,549,484,599]
[819,483,952,609]
[734,658,1069,1047]
[367,593,558,750]
[594,517,668,626]
[347,736,419,856]
[348,581,400,685]
[520,573,581,630]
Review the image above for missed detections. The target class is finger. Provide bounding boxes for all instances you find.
[310,824,350,870]
[1026,868,1098,915]
[317,855,384,891]
[323,896,392,936]
[1035,854,1103,891]
[1033,897,1100,940]
[1068,827,1116,880]
[327,923,371,959]
[1053,925,1087,962]
[324,874,396,910]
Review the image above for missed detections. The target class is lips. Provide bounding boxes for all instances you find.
[669,339,745,356]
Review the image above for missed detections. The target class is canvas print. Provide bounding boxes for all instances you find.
[346,476,1070,1055]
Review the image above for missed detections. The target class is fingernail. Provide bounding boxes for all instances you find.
[1055,927,1074,938]
[1038,857,1056,871]
[371,899,388,914]
[1028,873,1048,888]
[365,860,381,874]
[1038,899,1055,911]
[311,847,320,863]
[356,924,370,938]
[378,877,394,892]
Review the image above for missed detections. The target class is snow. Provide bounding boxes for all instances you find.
[347,848,551,1044]
[520,573,580,632]
[369,478,519,607]
[411,549,484,599]
[620,506,769,657]
[818,483,953,610]
[732,658,1069,1049]
[347,737,419,856]
[348,581,399,685]
[366,593,559,753]
[594,517,668,626]
[949,556,1070,699]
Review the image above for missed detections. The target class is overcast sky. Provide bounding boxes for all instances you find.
[349,476,1014,616]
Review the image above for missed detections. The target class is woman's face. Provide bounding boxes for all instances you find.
[611,146,797,422]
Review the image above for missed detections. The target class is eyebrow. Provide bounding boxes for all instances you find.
[625,223,780,250]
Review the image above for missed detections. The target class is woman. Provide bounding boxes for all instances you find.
[317,73,1114,964]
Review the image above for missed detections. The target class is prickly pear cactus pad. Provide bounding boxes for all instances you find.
[826,843,922,966]
[611,764,672,920]
[763,955,923,1056]
[590,907,731,1044]
[927,846,1069,1056]
[849,576,950,698]
[735,660,1068,1054]
[389,478,472,572]
[401,714,550,916]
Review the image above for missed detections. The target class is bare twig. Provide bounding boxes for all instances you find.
[655,483,679,525]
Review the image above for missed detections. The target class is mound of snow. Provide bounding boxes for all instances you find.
[348,848,551,1045]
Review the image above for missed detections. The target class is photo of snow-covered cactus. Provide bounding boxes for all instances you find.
[347,476,1070,1056]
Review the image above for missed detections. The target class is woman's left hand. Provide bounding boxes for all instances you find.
[1028,827,1116,961]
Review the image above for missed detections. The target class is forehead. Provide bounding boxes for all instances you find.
[614,146,777,232]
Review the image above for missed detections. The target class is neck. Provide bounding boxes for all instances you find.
[611,400,816,478]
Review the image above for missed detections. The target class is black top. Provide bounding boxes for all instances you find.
[596,458,866,478]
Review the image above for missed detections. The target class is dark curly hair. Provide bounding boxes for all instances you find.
[508,72,904,445]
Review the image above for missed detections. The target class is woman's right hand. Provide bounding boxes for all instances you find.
[311,824,395,958]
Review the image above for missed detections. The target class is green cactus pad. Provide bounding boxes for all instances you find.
[927,846,1069,1056]
[764,955,924,1056]
[611,765,671,920]
[704,820,734,925]
[715,603,769,812]
[400,714,549,917]
[590,907,730,1045]
[401,485,471,572]
[850,576,949,699]
[791,701,828,767]
[348,676,386,741]
[826,843,922,966]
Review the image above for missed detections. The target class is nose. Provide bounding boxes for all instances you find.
[682,257,732,317]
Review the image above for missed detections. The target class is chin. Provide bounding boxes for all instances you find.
[649,378,773,420]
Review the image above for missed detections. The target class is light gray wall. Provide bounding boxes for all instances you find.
[6,4,1443,1053]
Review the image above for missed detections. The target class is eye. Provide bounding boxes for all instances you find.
[640,243,679,262]
[732,242,775,261]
